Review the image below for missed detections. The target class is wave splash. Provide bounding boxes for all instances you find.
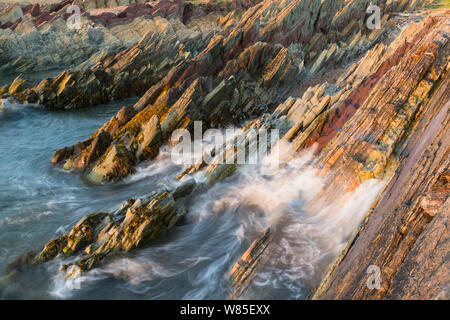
[50,141,384,299]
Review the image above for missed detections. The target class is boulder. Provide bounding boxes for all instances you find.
[86,143,136,183]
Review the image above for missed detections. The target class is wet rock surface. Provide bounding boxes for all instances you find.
[230,10,450,299]
[2,0,448,300]
[34,186,194,277]
[6,0,430,185]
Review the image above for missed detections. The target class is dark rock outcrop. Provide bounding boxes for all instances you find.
[34,184,195,276]
[5,0,447,301]
[229,9,449,300]
[6,0,428,185]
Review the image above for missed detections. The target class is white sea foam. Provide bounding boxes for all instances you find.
[0,211,54,227]
[49,138,384,299]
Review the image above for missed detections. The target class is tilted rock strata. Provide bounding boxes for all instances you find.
[10,0,427,185]
[229,228,272,299]
[7,0,447,300]
[34,115,283,277]
[229,11,449,299]
[0,0,259,73]
[313,71,449,300]
[34,180,197,276]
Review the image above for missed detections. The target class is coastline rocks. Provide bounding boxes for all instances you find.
[0,0,263,74]
[40,0,422,183]
[86,143,136,183]
[34,185,195,276]
[229,10,449,299]
[7,0,447,301]
[229,228,272,299]
[0,5,23,26]
[6,77,33,96]
[1,12,219,107]
[314,94,449,299]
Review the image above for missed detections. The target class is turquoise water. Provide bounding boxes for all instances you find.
[0,88,342,300]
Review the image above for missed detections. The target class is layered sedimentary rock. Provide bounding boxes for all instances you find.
[229,228,272,299]
[229,10,449,299]
[34,180,196,276]
[312,45,450,299]
[4,0,447,300]
[0,0,260,73]
[1,0,431,186]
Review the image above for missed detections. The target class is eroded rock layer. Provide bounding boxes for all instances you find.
[0,0,261,73]
[34,183,195,276]
[3,0,434,186]
[2,0,448,299]
[229,9,449,299]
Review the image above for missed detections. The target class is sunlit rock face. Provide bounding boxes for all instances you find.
[4,0,431,184]
[1,0,447,300]
[231,11,450,300]
[0,0,263,74]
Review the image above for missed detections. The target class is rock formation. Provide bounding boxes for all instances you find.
[34,182,195,276]
[230,9,449,299]
[4,0,432,185]
[0,0,261,74]
[1,0,448,299]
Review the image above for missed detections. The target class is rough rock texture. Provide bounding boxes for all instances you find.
[34,181,196,276]
[0,0,260,74]
[3,0,430,185]
[229,228,272,299]
[6,0,447,300]
[313,52,450,299]
[230,9,449,299]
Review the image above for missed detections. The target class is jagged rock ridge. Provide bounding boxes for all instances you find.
[1,0,447,300]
